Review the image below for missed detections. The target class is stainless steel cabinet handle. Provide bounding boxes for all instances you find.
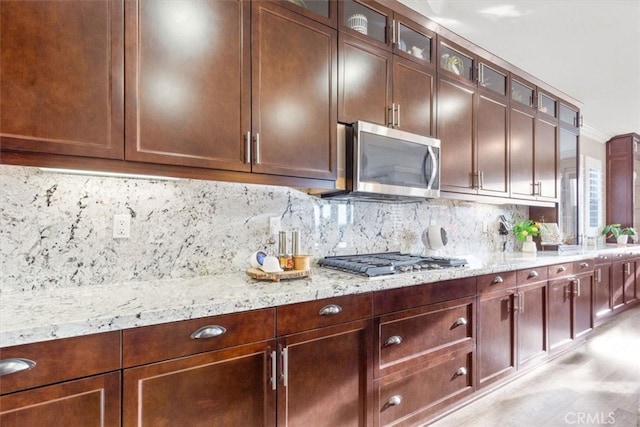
[0,358,36,377]
[396,104,401,128]
[580,262,589,269]
[479,171,484,189]
[454,367,468,377]
[513,292,520,312]
[245,131,251,164]
[319,304,342,316]
[281,347,289,387]
[596,268,602,283]
[520,291,525,314]
[391,19,397,44]
[389,103,396,128]
[528,270,539,279]
[576,279,581,297]
[385,395,403,407]
[538,181,542,195]
[492,276,504,284]
[384,335,403,347]
[270,350,277,391]
[190,325,227,339]
[453,317,468,327]
[254,133,261,165]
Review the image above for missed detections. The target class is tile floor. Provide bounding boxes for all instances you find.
[430,306,640,427]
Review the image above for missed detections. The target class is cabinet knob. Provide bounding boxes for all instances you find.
[454,367,468,377]
[527,270,539,279]
[384,335,403,347]
[557,266,566,273]
[580,262,589,269]
[0,358,36,377]
[385,395,403,408]
[453,317,468,327]
[190,325,227,339]
[491,276,504,284]
[318,304,342,316]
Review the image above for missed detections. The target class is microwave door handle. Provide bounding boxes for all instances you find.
[424,146,437,189]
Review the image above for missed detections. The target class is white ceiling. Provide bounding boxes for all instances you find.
[398,0,640,141]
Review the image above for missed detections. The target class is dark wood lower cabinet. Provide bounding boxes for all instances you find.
[516,280,548,369]
[573,272,594,339]
[548,277,573,352]
[123,341,276,427]
[0,372,121,427]
[277,319,373,427]
[594,261,612,325]
[477,288,516,388]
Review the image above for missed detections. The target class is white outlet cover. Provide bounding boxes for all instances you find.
[113,214,131,239]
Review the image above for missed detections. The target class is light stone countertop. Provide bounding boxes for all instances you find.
[2,246,638,348]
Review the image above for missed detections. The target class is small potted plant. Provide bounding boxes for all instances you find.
[601,223,637,245]
[513,220,540,252]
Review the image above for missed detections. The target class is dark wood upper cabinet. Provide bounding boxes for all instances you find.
[125,0,336,180]
[251,1,337,180]
[0,0,124,159]
[437,39,509,197]
[125,0,251,171]
[273,0,337,29]
[338,3,436,137]
[510,79,559,203]
[606,133,640,232]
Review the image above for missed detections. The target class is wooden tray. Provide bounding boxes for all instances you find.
[246,268,311,282]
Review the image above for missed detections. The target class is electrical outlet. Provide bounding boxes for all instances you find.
[113,214,131,239]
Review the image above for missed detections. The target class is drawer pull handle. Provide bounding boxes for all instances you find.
[190,325,227,339]
[527,270,539,279]
[384,335,403,347]
[557,266,566,273]
[385,395,403,407]
[453,317,468,327]
[0,358,36,377]
[580,262,589,269]
[319,304,342,316]
[454,367,468,377]
[491,276,504,284]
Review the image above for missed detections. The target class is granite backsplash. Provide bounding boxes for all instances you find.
[0,165,527,292]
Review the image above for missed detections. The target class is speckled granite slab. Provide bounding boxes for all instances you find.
[3,248,635,348]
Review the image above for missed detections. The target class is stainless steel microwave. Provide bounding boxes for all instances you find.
[321,121,440,202]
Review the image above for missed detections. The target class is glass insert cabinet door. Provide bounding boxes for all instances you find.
[479,63,507,96]
[395,21,431,62]
[538,93,557,117]
[342,0,387,43]
[439,45,473,81]
[512,80,534,108]
[560,103,580,128]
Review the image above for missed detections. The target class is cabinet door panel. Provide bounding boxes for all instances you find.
[477,289,516,388]
[0,373,120,427]
[253,3,336,179]
[477,94,509,196]
[612,261,625,309]
[573,274,593,339]
[510,107,535,198]
[123,341,275,427]
[517,281,547,369]
[392,57,435,137]
[125,0,251,171]
[534,117,559,200]
[437,78,475,193]
[594,264,612,323]
[338,34,392,126]
[1,1,124,159]
[278,320,372,427]
[548,279,572,351]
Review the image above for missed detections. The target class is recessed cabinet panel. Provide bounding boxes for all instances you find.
[510,108,535,198]
[477,94,509,195]
[0,1,124,159]
[338,34,392,126]
[126,0,250,170]
[535,117,559,200]
[437,79,475,192]
[392,57,435,136]
[252,3,337,179]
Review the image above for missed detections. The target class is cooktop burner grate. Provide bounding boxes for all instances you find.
[318,252,467,277]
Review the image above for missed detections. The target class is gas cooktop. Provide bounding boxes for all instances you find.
[318,252,467,277]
